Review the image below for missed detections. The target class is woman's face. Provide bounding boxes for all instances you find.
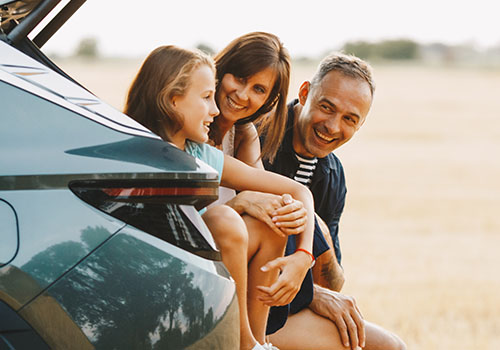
[216,67,277,123]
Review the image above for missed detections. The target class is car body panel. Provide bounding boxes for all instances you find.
[0,190,124,307]
[23,225,238,349]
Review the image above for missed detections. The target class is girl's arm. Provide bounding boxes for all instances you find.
[225,190,307,237]
[228,123,307,236]
[221,154,315,305]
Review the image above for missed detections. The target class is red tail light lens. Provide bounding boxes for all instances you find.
[69,179,220,260]
[101,187,216,198]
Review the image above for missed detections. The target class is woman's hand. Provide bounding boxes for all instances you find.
[225,191,306,237]
[255,251,312,306]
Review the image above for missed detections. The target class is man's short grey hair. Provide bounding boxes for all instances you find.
[310,52,375,97]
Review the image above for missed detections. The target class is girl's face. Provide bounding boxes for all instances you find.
[171,64,219,149]
[216,67,277,123]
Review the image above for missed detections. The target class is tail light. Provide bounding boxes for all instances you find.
[69,179,220,260]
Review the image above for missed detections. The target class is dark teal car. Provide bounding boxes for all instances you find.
[0,1,238,349]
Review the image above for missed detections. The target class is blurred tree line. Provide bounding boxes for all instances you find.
[340,38,500,66]
[70,38,217,58]
[343,39,418,60]
[69,36,500,67]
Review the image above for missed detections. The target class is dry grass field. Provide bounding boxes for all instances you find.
[57,57,500,349]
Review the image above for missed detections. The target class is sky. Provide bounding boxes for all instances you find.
[38,0,499,58]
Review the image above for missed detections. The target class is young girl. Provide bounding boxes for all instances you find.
[124,45,315,350]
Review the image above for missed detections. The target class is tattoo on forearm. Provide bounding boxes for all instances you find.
[320,260,344,292]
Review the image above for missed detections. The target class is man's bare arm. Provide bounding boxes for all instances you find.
[312,214,345,291]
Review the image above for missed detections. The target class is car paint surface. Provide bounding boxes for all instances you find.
[16,225,238,349]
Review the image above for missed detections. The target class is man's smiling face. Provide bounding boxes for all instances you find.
[293,70,373,158]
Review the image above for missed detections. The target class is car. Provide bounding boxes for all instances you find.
[0,0,238,349]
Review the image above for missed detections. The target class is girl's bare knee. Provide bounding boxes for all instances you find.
[204,205,248,247]
[243,215,287,247]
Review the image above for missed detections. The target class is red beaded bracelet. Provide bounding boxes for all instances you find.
[295,248,316,268]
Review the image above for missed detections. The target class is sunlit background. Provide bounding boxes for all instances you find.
[35,1,500,349]
[39,0,500,59]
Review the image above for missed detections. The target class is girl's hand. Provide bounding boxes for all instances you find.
[226,191,306,237]
[272,194,307,235]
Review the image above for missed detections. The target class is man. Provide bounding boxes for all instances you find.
[261,53,406,350]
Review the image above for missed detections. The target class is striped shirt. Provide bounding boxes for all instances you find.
[294,154,317,187]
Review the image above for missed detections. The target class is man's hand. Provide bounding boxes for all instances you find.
[309,284,365,350]
[226,191,307,237]
[255,251,311,306]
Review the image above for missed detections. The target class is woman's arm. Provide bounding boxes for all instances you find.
[221,154,314,250]
[233,123,264,169]
[227,123,307,235]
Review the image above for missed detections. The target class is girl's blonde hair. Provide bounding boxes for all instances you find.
[125,45,215,141]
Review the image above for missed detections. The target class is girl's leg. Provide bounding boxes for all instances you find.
[243,215,287,344]
[203,205,257,350]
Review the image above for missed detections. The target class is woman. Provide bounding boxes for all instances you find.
[209,32,309,235]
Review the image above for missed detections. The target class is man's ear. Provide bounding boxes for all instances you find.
[298,81,310,105]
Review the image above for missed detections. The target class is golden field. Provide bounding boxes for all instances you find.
[57,57,500,349]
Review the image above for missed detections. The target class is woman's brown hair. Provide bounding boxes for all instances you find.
[211,32,291,163]
[124,45,214,141]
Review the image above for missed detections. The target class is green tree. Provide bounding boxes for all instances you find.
[343,38,419,60]
[375,39,419,60]
[74,37,99,58]
[196,43,215,55]
[342,41,374,59]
